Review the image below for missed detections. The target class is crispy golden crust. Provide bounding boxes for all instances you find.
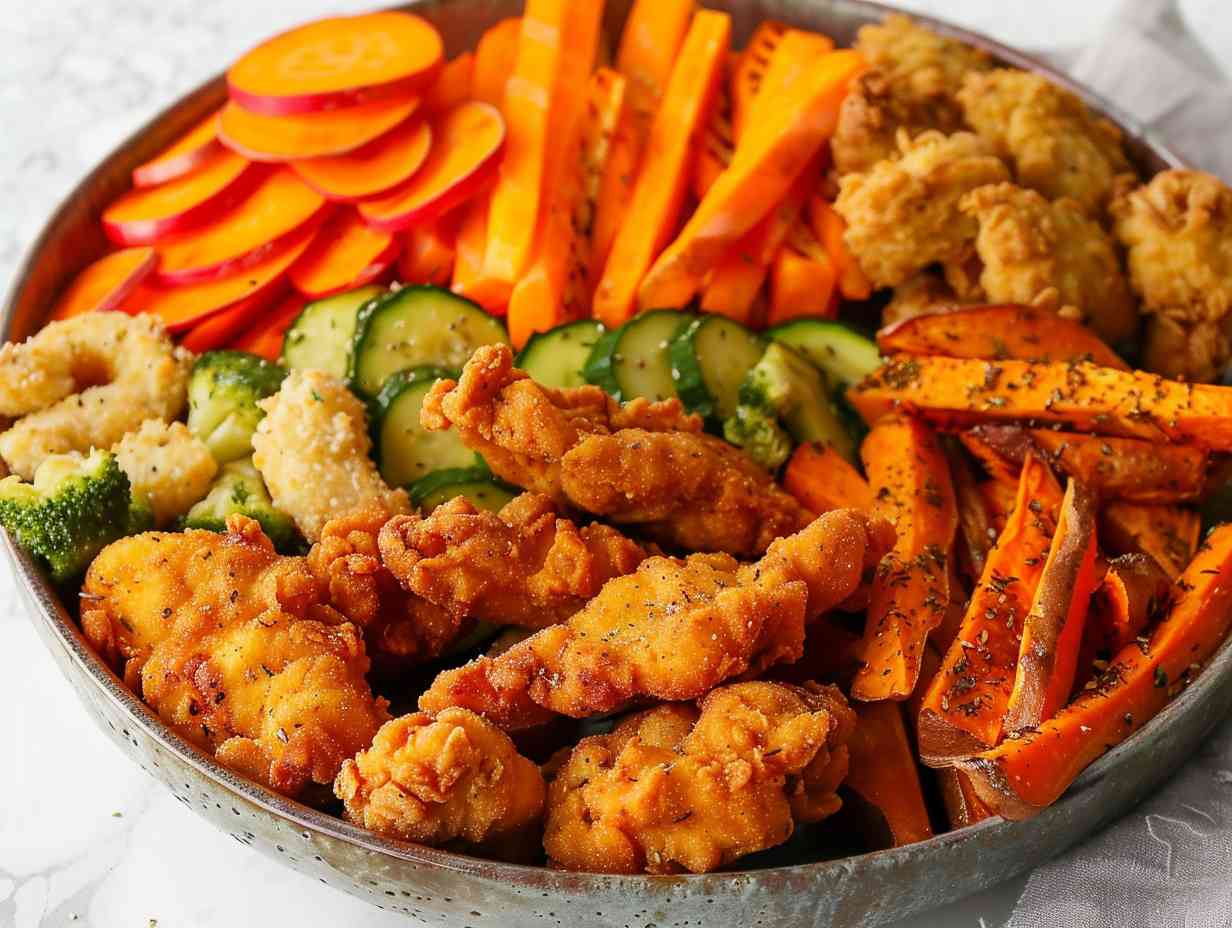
[335,708,545,854]
[422,345,810,556]
[960,183,1138,344]
[834,131,1010,289]
[882,271,964,327]
[113,419,217,527]
[377,493,649,630]
[958,69,1132,215]
[418,510,891,730]
[81,516,388,799]
[542,681,855,873]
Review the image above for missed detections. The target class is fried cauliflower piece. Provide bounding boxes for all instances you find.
[378,492,649,631]
[958,69,1133,215]
[113,419,217,527]
[832,15,991,175]
[543,681,856,873]
[335,708,545,855]
[959,183,1138,343]
[422,345,810,557]
[418,509,892,730]
[252,369,409,543]
[834,131,1010,289]
[0,313,192,479]
[81,515,389,799]
[1112,170,1232,381]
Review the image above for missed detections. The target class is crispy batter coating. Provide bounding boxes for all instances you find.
[832,15,991,175]
[882,271,964,327]
[543,681,855,873]
[1112,170,1232,381]
[834,131,1010,289]
[113,419,217,527]
[422,345,810,556]
[958,69,1132,215]
[335,708,545,854]
[81,516,388,799]
[960,183,1138,343]
[419,510,892,730]
[0,313,192,479]
[377,493,649,630]
[252,369,409,543]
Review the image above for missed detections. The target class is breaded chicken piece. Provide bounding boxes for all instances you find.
[832,15,991,175]
[543,681,856,873]
[422,345,810,556]
[81,515,389,799]
[958,69,1132,216]
[335,708,545,855]
[252,369,409,542]
[307,507,470,671]
[1112,170,1232,381]
[377,493,649,631]
[882,270,964,327]
[419,510,892,730]
[960,183,1138,343]
[113,419,217,527]
[834,131,1010,289]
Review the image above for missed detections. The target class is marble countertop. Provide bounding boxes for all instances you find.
[2,2,1231,926]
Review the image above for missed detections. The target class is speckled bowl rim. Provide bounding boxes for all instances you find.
[3,0,1225,902]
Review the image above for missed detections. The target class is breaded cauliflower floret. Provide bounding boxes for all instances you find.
[113,419,217,527]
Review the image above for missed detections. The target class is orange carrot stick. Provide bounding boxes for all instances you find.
[844,701,935,847]
[730,21,790,141]
[809,197,873,301]
[424,53,474,113]
[781,441,874,515]
[1100,502,1201,580]
[767,246,838,326]
[399,212,458,286]
[692,68,735,200]
[230,293,305,362]
[472,19,522,106]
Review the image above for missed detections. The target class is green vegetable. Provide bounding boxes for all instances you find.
[182,458,300,553]
[723,406,794,471]
[0,450,138,582]
[187,351,287,463]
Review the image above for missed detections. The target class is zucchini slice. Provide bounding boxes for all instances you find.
[585,309,695,402]
[350,285,509,398]
[281,284,384,378]
[375,366,475,488]
[581,325,623,397]
[515,320,606,389]
[670,315,765,423]
[409,467,518,512]
[767,318,881,388]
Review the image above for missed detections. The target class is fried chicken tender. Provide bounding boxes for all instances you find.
[1112,170,1232,381]
[832,15,991,175]
[422,345,810,557]
[335,708,545,855]
[377,492,649,631]
[543,681,856,873]
[252,369,409,543]
[81,515,389,799]
[834,131,1010,289]
[958,69,1132,215]
[960,183,1138,343]
[419,509,892,730]
[113,419,217,527]
[0,312,192,479]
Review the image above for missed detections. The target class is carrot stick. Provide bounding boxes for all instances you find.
[917,453,1063,762]
[767,246,838,326]
[451,197,501,307]
[399,212,458,286]
[782,441,874,515]
[472,19,522,106]
[1075,553,1170,689]
[424,53,473,113]
[730,21,790,141]
[809,197,873,301]
[592,10,731,328]
[957,523,1232,819]
[844,701,935,847]
[230,293,305,362]
[692,75,734,201]
[853,416,958,701]
[637,45,863,310]
[1100,502,1201,580]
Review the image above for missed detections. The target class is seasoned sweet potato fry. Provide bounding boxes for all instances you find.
[1100,502,1201,580]
[937,768,994,830]
[957,524,1232,820]
[958,429,1020,485]
[782,441,874,515]
[1075,554,1171,688]
[947,443,997,583]
[844,701,934,847]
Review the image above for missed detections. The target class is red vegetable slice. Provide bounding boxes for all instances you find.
[50,248,158,321]
[132,112,224,188]
[218,96,421,162]
[230,294,307,361]
[227,12,443,116]
[291,118,432,202]
[289,209,401,298]
[179,283,289,353]
[154,169,329,284]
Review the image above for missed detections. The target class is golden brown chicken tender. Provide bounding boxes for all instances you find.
[335,708,545,856]
[835,131,1010,289]
[377,493,649,631]
[422,345,810,557]
[958,69,1132,216]
[1112,170,1232,381]
[960,183,1138,343]
[418,509,892,730]
[543,681,855,873]
[81,515,389,799]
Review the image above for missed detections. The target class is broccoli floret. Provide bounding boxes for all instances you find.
[0,450,136,582]
[187,350,287,464]
[182,458,300,553]
[723,406,794,470]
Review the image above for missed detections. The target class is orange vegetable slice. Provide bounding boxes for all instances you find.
[768,246,838,325]
[50,248,158,321]
[179,284,288,354]
[1100,502,1201,580]
[230,294,307,362]
[782,441,874,516]
[399,212,458,286]
[292,118,432,202]
[155,168,329,284]
[730,21,790,140]
[472,19,522,106]
[289,209,400,298]
[424,53,474,113]
[132,112,223,188]
[809,197,873,301]
[218,96,421,162]
[227,12,443,115]
[845,701,935,847]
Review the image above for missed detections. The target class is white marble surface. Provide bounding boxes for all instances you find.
[2,2,1231,927]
